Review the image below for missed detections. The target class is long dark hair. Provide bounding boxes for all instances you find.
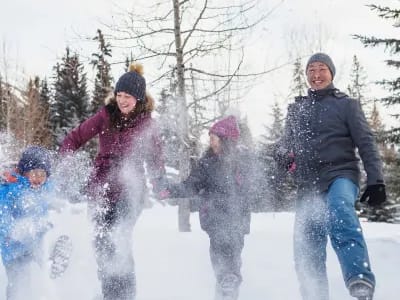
[105,100,147,130]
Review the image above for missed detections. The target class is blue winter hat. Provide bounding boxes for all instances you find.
[17,146,51,176]
[114,64,146,102]
[306,52,336,78]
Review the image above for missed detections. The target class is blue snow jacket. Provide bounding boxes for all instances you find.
[0,174,51,266]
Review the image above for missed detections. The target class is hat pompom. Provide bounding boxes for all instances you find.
[128,63,144,75]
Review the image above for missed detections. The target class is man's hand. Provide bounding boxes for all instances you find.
[360,184,387,207]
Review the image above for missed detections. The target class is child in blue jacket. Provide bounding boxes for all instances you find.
[0,146,52,300]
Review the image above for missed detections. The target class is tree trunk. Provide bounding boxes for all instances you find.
[173,0,191,231]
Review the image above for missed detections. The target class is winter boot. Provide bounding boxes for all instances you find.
[349,279,374,300]
[217,274,240,300]
[102,273,136,300]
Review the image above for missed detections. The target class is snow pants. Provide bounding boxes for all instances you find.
[92,197,142,300]
[209,229,245,300]
[4,255,33,300]
[294,178,375,300]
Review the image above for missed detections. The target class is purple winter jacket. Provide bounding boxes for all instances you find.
[59,106,165,203]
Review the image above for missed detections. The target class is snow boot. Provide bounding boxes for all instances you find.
[215,274,240,300]
[349,279,374,300]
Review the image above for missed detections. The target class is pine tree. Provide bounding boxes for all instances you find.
[91,29,113,114]
[358,103,400,222]
[347,55,368,108]
[290,58,308,97]
[354,4,400,142]
[354,4,400,222]
[39,78,53,146]
[258,101,295,212]
[50,48,89,145]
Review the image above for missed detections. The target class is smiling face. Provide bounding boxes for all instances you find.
[306,61,333,90]
[116,91,138,115]
[25,169,47,189]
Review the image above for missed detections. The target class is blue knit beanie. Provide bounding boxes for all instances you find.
[114,71,146,102]
[306,53,336,78]
[17,146,51,176]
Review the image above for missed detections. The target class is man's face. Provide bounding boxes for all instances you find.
[306,62,333,90]
[25,169,47,189]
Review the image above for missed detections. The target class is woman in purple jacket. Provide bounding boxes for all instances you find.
[60,64,166,300]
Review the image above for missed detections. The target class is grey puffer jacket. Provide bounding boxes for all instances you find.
[278,85,384,192]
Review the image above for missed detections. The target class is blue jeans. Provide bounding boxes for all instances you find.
[294,178,375,300]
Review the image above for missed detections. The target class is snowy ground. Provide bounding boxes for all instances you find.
[0,201,399,300]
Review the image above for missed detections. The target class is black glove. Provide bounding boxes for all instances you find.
[359,184,387,207]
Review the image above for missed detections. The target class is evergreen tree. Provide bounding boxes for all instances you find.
[354,4,400,222]
[358,103,400,222]
[39,78,52,146]
[347,55,368,107]
[354,4,400,142]
[290,58,308,97]
[51,48,89,145]
[91,29,113,113]
[258,101,295,212]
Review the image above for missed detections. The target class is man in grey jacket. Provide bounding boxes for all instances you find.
[276,53,386,300]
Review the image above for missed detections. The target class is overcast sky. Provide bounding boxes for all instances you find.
[1,0,398,137]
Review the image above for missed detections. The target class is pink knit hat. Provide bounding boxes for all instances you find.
[209,115,240,141]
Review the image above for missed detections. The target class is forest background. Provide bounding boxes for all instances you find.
[0,0,399,222]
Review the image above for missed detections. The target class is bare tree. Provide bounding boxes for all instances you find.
[0,40,22,134]
[102,0,284,175]
[20,77,52,147]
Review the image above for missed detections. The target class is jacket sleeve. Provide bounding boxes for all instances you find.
[274,103,295,169]
[168,159,207,198]
[0,185,14,244]
[346,99,384,185]
[59,109,105,153]
[144,119,166,181]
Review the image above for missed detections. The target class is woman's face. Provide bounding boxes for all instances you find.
[116,92,137,115]
[210,133,222,154]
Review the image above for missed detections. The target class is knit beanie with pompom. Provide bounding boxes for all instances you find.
[114,63,146,102]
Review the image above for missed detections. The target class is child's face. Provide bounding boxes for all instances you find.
[210,133,222,154]
[25,169,47,189]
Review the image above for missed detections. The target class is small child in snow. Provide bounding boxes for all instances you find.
[160,116,256,300]
[0,146,52,300]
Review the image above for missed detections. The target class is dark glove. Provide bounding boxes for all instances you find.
[275,150,296,172]
[359,184,387,207]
